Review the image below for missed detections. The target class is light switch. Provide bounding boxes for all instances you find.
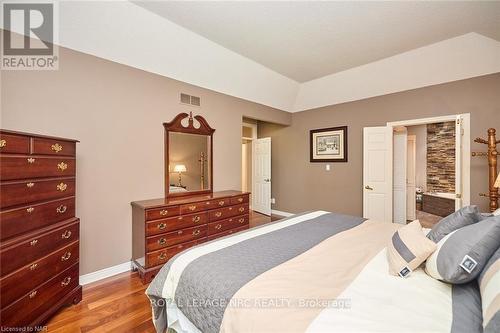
[326,164,331,171]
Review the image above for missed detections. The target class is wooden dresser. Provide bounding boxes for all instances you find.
[0,130,81,329]
[131,190,250,283]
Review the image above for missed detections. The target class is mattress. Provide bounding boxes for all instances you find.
[146,211,482,333]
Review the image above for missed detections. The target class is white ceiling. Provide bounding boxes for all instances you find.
[136,1,500,82]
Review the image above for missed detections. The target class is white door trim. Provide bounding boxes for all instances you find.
[406,135,417,221]
[387,113,471,207]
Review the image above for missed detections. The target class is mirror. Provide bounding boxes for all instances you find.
[164,113,215,197]
[169,132,211,193]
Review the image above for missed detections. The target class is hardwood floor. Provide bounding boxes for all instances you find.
[46,211,280,332]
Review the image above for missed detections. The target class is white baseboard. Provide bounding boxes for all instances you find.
[79,261,132,285]
[271,209,294,217]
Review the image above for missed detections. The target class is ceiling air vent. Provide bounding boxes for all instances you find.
[180,93,201,107]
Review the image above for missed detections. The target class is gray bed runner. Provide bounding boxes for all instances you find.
[147,212,366,333]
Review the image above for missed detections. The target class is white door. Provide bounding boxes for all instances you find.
[455,115,463,210]
[252,138,271,215]
[363,127,392,223]
[393,128,407,224]
[406,135,417,221]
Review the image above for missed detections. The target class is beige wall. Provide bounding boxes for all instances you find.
[407,125,427,191]
[1,44,291,274]
[260,73,500,215]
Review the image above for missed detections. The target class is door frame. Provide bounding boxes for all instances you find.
[387,113,471,209]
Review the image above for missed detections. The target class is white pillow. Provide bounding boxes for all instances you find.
[493,208,500,216]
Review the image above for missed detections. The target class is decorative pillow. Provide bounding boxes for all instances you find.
[478,246,500,333]
[493,208,500,216]
[387,220,437,277]
[425,215,500,284]
[427,205,484,243]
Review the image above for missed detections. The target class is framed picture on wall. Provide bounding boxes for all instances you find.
[310,126,348,162]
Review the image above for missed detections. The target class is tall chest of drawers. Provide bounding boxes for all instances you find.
[0,130,82,329]
[131,190,250,283]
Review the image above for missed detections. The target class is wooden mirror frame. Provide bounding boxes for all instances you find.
[164,112,215,197]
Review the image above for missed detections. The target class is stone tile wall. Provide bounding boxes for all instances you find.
[427,121,456,193]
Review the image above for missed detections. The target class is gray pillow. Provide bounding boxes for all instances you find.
[425,215,500,283]
[427,205,484,242]
[478,246,500,333]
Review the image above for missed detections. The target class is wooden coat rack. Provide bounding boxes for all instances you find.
[472,128,499,212]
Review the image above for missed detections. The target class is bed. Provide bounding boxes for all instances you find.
[169,185,188,193]
[146,211,482,333]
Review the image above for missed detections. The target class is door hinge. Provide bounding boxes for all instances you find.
[456,193,462,199]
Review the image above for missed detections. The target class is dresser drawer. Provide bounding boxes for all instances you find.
[146,238,207,267]
[148,225,208,253]
[180,202,207,214]
[146,212,207,236]
[0,197,75,241]
[230,195,249,205]
[0,263,78,328]
[209,203,249,221]
[0,156,75,181]
[32,137,76,157]
[208,215,249,235]
[0,241,79,308]
[0,220,79,277]
[0,178,75,209]
[145,206,179,221]
[207,225,249,241]
[0,133,30,155]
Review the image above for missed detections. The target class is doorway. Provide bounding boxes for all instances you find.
[242,120,272,216]
[363,114,471,225]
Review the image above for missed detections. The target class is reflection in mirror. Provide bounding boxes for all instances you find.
[169,132,211,194]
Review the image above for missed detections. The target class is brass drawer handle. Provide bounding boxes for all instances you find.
[158,252,167,261]
[0,139,6,148]
[158,238,167,246]
[188,205,197,211]
[192,216,201,223]
[61,277,71,286]
[218,201,225,206]
[30,263,38,271]
[159,209,169,216]
[215,212,222,218]
[26,207,35,213]
[30,239,38,246]
[177,244,183,249]
[58,162,68,171]
[239,207,245,212]
[177,230,183,235]
[215,224,222,230]
[27,158,36,164]
[157,222,167,230]
[193,229,201,236]
[239,218,245,223]
[206,201,211,205]
[57,182,68,192]
[61,252,72,261]
[51,143,63,153]
[57,205,67,214]
[62,230,72,239]
[26,182,35,188]
[237,197,243,203]
[29,290,38,299]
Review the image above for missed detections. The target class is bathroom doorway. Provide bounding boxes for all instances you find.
[389,114,470,227]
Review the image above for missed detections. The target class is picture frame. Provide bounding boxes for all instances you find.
[310,126,348,162]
